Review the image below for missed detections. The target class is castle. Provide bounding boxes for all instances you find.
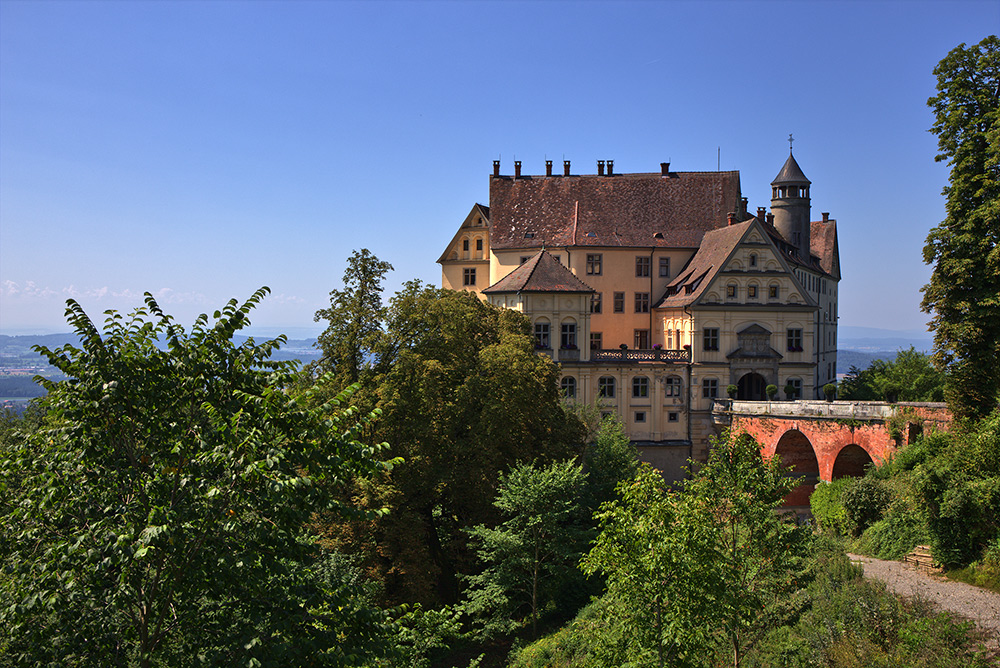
[438,153,839,471]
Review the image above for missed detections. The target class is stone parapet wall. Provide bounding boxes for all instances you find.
[715,399,950,423]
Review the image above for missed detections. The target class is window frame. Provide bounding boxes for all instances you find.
[586,253,603,275]
[636,256,651,277]
[560,322,577,349]
[702,378,719,399]
[560,376,577,399]
[590,332,603,350]
[703,327,720,352]
[634,292,650,313]
[787,327,803,352]
[598,376,616,398]
[665,375,682,397]
[534,321,550,349]
[659,257,670,278]
[613,292,625,313]
[463,267,476,286]
[591,292,602,314]
[632,376,649,398]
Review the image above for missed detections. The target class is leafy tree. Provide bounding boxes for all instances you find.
[921,36,1000,420]
[839,347,946,402]
[582,464,718,668]
[581,415,639,514]
[0,291,394,667]
[331,283,582,606]
[314,248,394,387]
[686,431,812,668]
[464,460,590,639]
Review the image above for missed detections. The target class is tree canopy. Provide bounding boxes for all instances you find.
[839,346,946,402]
[921,35,1000,420]
[0,290,394,667]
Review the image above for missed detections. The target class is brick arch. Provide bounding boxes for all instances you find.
[832,444,873,479]
[771,429,818,506]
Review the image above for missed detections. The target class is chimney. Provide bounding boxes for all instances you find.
[514,160,521,178]
[822,212,830,222]
[661,162,670,176]
[545,160,552,177]
[597,160,605,176]
[766,213,774,225]
[563,160,571,176]
[493,160,500,177]
[741,197,748,216]
[757,207,767,221]
[607,160,614,176]
[727,213,735,226]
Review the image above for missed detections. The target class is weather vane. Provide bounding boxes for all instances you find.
[788,133,794,153]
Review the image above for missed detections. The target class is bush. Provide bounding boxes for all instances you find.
[927,476,1000,567]
[810,478,853,536]
[824,383,838,401]
[727,384,738,398]
[859,508,930,560]
[765,384,778,400]
[841,477,891,537]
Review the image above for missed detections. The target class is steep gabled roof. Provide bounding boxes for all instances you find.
[654,220,754,308]
[483,250,595,294]
[437,203,491,264]
[488,170,743,250]
[811,219,840,279]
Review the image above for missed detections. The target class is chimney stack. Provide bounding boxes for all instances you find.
[661,162,670,176]
[563,160,571,176]
[545,160,552,177]
[766,213,774,225]
[757,207,767,221]
[822,212,830,222]
[607,160,614,176]
[493,160,500,177]
[514,161,521,178]
[597,160,605,176]
[741,197,748,217]
[727,213,735,226]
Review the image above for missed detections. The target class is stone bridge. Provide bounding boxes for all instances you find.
[711,400,952,506]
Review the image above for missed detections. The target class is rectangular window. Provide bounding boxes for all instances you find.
[702,379,718,399]
[667,329,673,348]
[787,378,802,400]
[591,292,602,314]
[668,412,679,422]
[703,328,719,352]
[659,257,670,277]
[614,292,625,313]
[634,293,650,313]
[634,411,646,423]
[598,377,615,398]
[727,284,737,299]
[590,332,603,350]
[476,238,483,251]
[463,268,476,286]
[586,254,603,275]
[787,328,803,351]
[634,329,650,350]
[463,239,470,251]
[748,285,758,299]
[769,285,779,299]
[632,376,649,398]
[561,323,577,349]
[534,322,550,349]
[636,256,650,277]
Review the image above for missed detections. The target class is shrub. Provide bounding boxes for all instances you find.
[810,478,853,536]
[727,384,738,398]
[927,476,1000,567]
[823,383,837,401]
[859,508,930,560]
[765,384,778,400]
[841,477,891,537]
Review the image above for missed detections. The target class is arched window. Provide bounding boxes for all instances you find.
[632,376,649,398]
[560,376,577,399]
[665,376,682,397]
[598,376,616,398]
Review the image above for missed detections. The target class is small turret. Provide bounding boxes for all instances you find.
[770,151,811,260]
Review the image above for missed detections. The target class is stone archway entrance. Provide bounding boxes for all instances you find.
[832,444,874,479]
[774,429,819,506]
[737,372,767,400]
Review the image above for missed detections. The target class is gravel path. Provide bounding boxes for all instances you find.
[848,553,1000,649]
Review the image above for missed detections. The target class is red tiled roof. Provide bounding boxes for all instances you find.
[811,219,840,279]
[488,171,743,250]
[483,250,595,294]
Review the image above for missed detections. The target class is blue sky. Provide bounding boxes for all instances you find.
[1,1,996,336]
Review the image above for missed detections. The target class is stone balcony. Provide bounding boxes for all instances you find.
[590,348,691,363]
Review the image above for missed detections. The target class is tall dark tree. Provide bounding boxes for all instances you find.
[921,36,1000,420]
[314,248,394,387]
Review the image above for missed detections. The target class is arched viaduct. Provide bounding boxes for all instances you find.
[712,400,952,506]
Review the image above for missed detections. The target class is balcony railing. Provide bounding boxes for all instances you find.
[590,348,691,363]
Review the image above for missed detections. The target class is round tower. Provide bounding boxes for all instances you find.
[770,152,811,260]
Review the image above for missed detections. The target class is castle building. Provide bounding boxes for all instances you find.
[438,154,840,472]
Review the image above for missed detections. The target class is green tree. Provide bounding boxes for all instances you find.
[314,248,394,387]
[0,291,394,667]
[332,284,582,606]
[921,36,1000,420]
[464,460,590,640]
[686,431,812,668]
[582,464,717,668]
[839,347,945,402]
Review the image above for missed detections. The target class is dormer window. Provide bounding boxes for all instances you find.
[524,232,535,239]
